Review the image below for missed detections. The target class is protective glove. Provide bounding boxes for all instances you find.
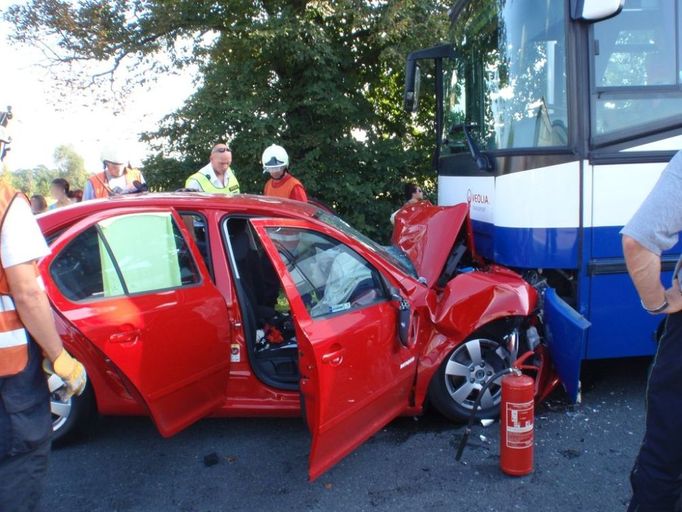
[43,349,87,400]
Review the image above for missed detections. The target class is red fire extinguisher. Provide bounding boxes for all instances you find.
[500,373,535,476]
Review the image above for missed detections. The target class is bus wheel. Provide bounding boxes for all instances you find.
[428,335,511,421]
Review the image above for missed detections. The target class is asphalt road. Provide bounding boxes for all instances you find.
[43,357,651,512]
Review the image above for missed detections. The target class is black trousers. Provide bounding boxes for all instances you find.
[628,311,682,511]
[0,340,52,512]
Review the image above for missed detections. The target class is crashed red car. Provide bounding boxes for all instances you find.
[37,194,574,479]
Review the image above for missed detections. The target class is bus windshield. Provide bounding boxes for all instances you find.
[445,0,568,151]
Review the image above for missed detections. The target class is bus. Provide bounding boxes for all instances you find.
[404,0,682,398]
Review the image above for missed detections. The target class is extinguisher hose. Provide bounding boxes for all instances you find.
[455,367,523,461]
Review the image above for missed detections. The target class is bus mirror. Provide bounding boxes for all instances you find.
[403,45,455,113]
[571,0,623,22]
[404,62,422,113]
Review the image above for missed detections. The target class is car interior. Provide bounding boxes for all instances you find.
[224,217,389,391]
[225,218,300,390]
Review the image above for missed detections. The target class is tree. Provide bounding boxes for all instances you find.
[53,144,89,190]
[6,1,451,240]
[5,145,88,196]
[10,165,55,196]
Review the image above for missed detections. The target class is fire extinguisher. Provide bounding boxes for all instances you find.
[455,368,535,477]
[500,373,535,476]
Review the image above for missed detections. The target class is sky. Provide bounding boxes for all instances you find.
[0,1,196,173]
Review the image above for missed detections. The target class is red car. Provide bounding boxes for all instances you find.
[37,193,580,479]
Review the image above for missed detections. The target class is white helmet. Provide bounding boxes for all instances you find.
[101,145,127,165]
[262,144,289,170]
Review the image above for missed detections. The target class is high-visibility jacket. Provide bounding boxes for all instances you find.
[185,167,240,194]
[0,186,34,377]
[264,173,307,201]
[87,168,144,199]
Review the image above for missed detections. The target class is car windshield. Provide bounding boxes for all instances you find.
[313,210,418,279]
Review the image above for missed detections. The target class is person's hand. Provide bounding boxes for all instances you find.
[664,279,682,314]
[43,349,87,400]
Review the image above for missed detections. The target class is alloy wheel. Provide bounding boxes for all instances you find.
[48,373,72,432]
[443,337,511,412]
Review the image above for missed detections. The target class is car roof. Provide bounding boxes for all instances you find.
[37,192,323,235]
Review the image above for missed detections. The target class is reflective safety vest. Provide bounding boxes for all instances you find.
[87,168,144,199]
[185,168,240,195]
[0,186,33,377]
[264,174,304,200]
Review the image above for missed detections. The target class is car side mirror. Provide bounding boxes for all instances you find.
[390,289,411,348]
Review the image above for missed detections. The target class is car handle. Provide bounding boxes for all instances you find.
[108,329,141,344]
[321,347,345,366]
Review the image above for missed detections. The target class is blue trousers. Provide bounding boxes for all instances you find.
[628,311,682,511]
[0,340,52,512]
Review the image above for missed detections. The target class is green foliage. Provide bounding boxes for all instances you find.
[53,144,89,189]
[7,0,451,241]
[10,165,56,196]
[7,145,88,196]
[142,153,199,192]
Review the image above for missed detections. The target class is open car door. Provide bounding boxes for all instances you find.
[250,218,418,480]
[40,207,231,437]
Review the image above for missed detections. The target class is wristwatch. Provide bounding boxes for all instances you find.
[641,298,668,314]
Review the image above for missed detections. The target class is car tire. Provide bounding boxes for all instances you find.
[428,333,512,422]
[49,375,96,445]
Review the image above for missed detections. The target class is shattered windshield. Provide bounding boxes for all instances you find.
[313,211,418,279]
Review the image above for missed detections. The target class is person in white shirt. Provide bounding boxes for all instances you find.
[0,184,86,512]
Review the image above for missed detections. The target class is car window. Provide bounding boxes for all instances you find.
[265,227,387,319]
[50,212,201,301]
[180,212,212,279]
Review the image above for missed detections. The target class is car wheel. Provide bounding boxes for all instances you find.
[428,335,512,422]
[48,373,95,445]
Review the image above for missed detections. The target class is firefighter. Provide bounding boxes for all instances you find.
[0,160,87,510]
[262,144,307,202]
[185,142,240,194]
[83,146,146,200]
[622,149,682,511]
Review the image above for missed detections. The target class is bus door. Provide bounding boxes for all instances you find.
[585,0,682,358]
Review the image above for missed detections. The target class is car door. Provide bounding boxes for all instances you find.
[41,207,231,437]
[250,218,418,480]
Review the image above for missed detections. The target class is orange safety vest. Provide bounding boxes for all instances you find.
[264,174,305,200]
[87,168,143,199]
[0,185,34,377]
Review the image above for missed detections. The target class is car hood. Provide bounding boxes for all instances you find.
[391,202,472,288]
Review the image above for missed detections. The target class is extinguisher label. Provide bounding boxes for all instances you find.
[505,400,534,449]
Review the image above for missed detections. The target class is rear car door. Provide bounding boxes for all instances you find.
[40,207,231,436]
[250,218,418,480]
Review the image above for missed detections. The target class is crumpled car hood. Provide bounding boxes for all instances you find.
[391,202,470,288]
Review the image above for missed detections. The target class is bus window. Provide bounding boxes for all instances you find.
[444,0,569,152]
[592,0,682,137]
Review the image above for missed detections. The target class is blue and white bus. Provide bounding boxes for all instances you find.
[404,0,682,392]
